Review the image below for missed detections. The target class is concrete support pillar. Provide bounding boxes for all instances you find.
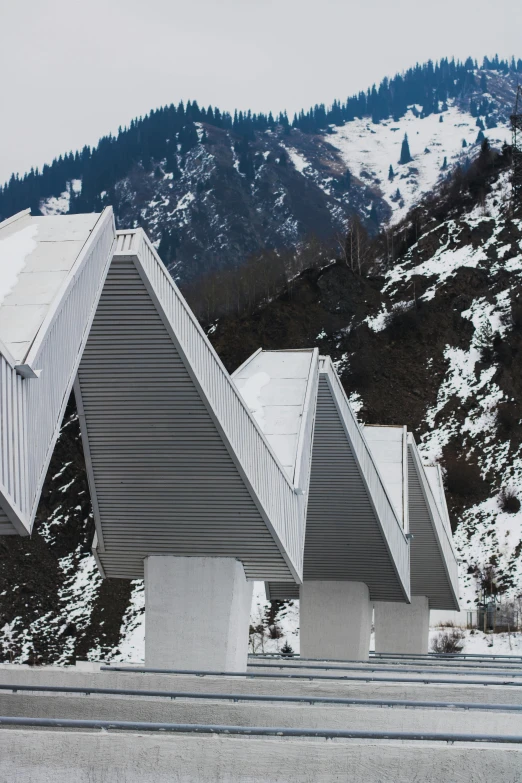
[144,556,253,672]
[299,581,372,661]
[374,595,430,654]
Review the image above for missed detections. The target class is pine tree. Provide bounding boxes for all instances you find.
[388,164,395,180]
[439,115,444,123]
[280,641,294,657]
[462,139,468,148]
[399,134,413,164]
[441,156,448,170]
[476,130,485,144]
[369,202,379,226]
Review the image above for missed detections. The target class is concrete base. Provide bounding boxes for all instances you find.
[144,556,253,672]
[3,730,520,783]
[299,581,372,661]
[374,595,430,654]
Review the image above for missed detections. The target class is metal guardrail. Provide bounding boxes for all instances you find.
[248,662,522,678]
[372,652,522,661]
[1,683,521,712]
[251,653,522,664]
[101,666,522,687]
[248,655,522,671]
[1,715,521,744]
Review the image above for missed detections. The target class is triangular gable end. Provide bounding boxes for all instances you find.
[267,358,410,602]
[407,434,459,610]
[76,230,304,583]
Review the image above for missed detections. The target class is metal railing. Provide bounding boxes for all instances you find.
[247,662,522,677]
[2,682,521,712]
[248,654,522,671]
[100,665,522,686]
[0,715,520,743]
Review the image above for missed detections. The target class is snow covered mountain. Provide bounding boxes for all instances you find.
[1,61,519,282]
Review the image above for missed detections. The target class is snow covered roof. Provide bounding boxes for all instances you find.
[232,349,319,486]
[363,425,408,530]
[0,209,103,365]
[0,208,115,535]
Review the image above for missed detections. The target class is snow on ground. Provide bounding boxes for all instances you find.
[111,581,145,662]
[39,180,81,216]
[325,104,511,223]
[0,223,38,304]
[40,191,70,216]
[283,146,309,174]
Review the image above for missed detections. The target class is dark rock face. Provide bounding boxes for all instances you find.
[112,125,385,282]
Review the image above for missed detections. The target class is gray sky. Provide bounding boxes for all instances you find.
[0,0,520,185]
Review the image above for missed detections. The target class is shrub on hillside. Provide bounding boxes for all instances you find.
[431,628,464,654]
[499,487,521,514]
[497,404,520,437]
[444,455,484,497]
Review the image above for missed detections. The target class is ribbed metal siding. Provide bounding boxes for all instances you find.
[0,354,27,533]
[408,443,459,610]
[268,369,410,602]
[20,210,115,532]
[77,256,291,581]
[116,230,304,579]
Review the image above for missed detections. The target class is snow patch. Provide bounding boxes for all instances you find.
[239,371,271,428]
[0,224,38,304]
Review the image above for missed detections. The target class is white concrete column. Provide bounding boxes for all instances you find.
[374,595,430,654]
[299,581,372,661]
[144,556,253,672]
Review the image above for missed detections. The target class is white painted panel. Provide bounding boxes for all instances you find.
[234,350,315,488]
[31,214,99,242]
[241,377,308,407]
[375,462,403,484]
[363,439,403,464]
[266,433,298,469]
[261,406,302,435]
[235,352,312,379]
[0,304,48,345]
[2,270,70,306]
[364,426,403,442]
[0,213,102,366]
[23,241,86,273]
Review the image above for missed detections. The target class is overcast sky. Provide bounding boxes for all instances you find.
[0,0,519,185]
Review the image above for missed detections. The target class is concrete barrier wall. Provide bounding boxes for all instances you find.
[1,730,521,783]
[0,668,521,705]
[0,693,520,735]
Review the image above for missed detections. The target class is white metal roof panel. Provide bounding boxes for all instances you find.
[364,425,408,530]
[233,350,317,483]
[0,211,101,364]
[0,208,115,535]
